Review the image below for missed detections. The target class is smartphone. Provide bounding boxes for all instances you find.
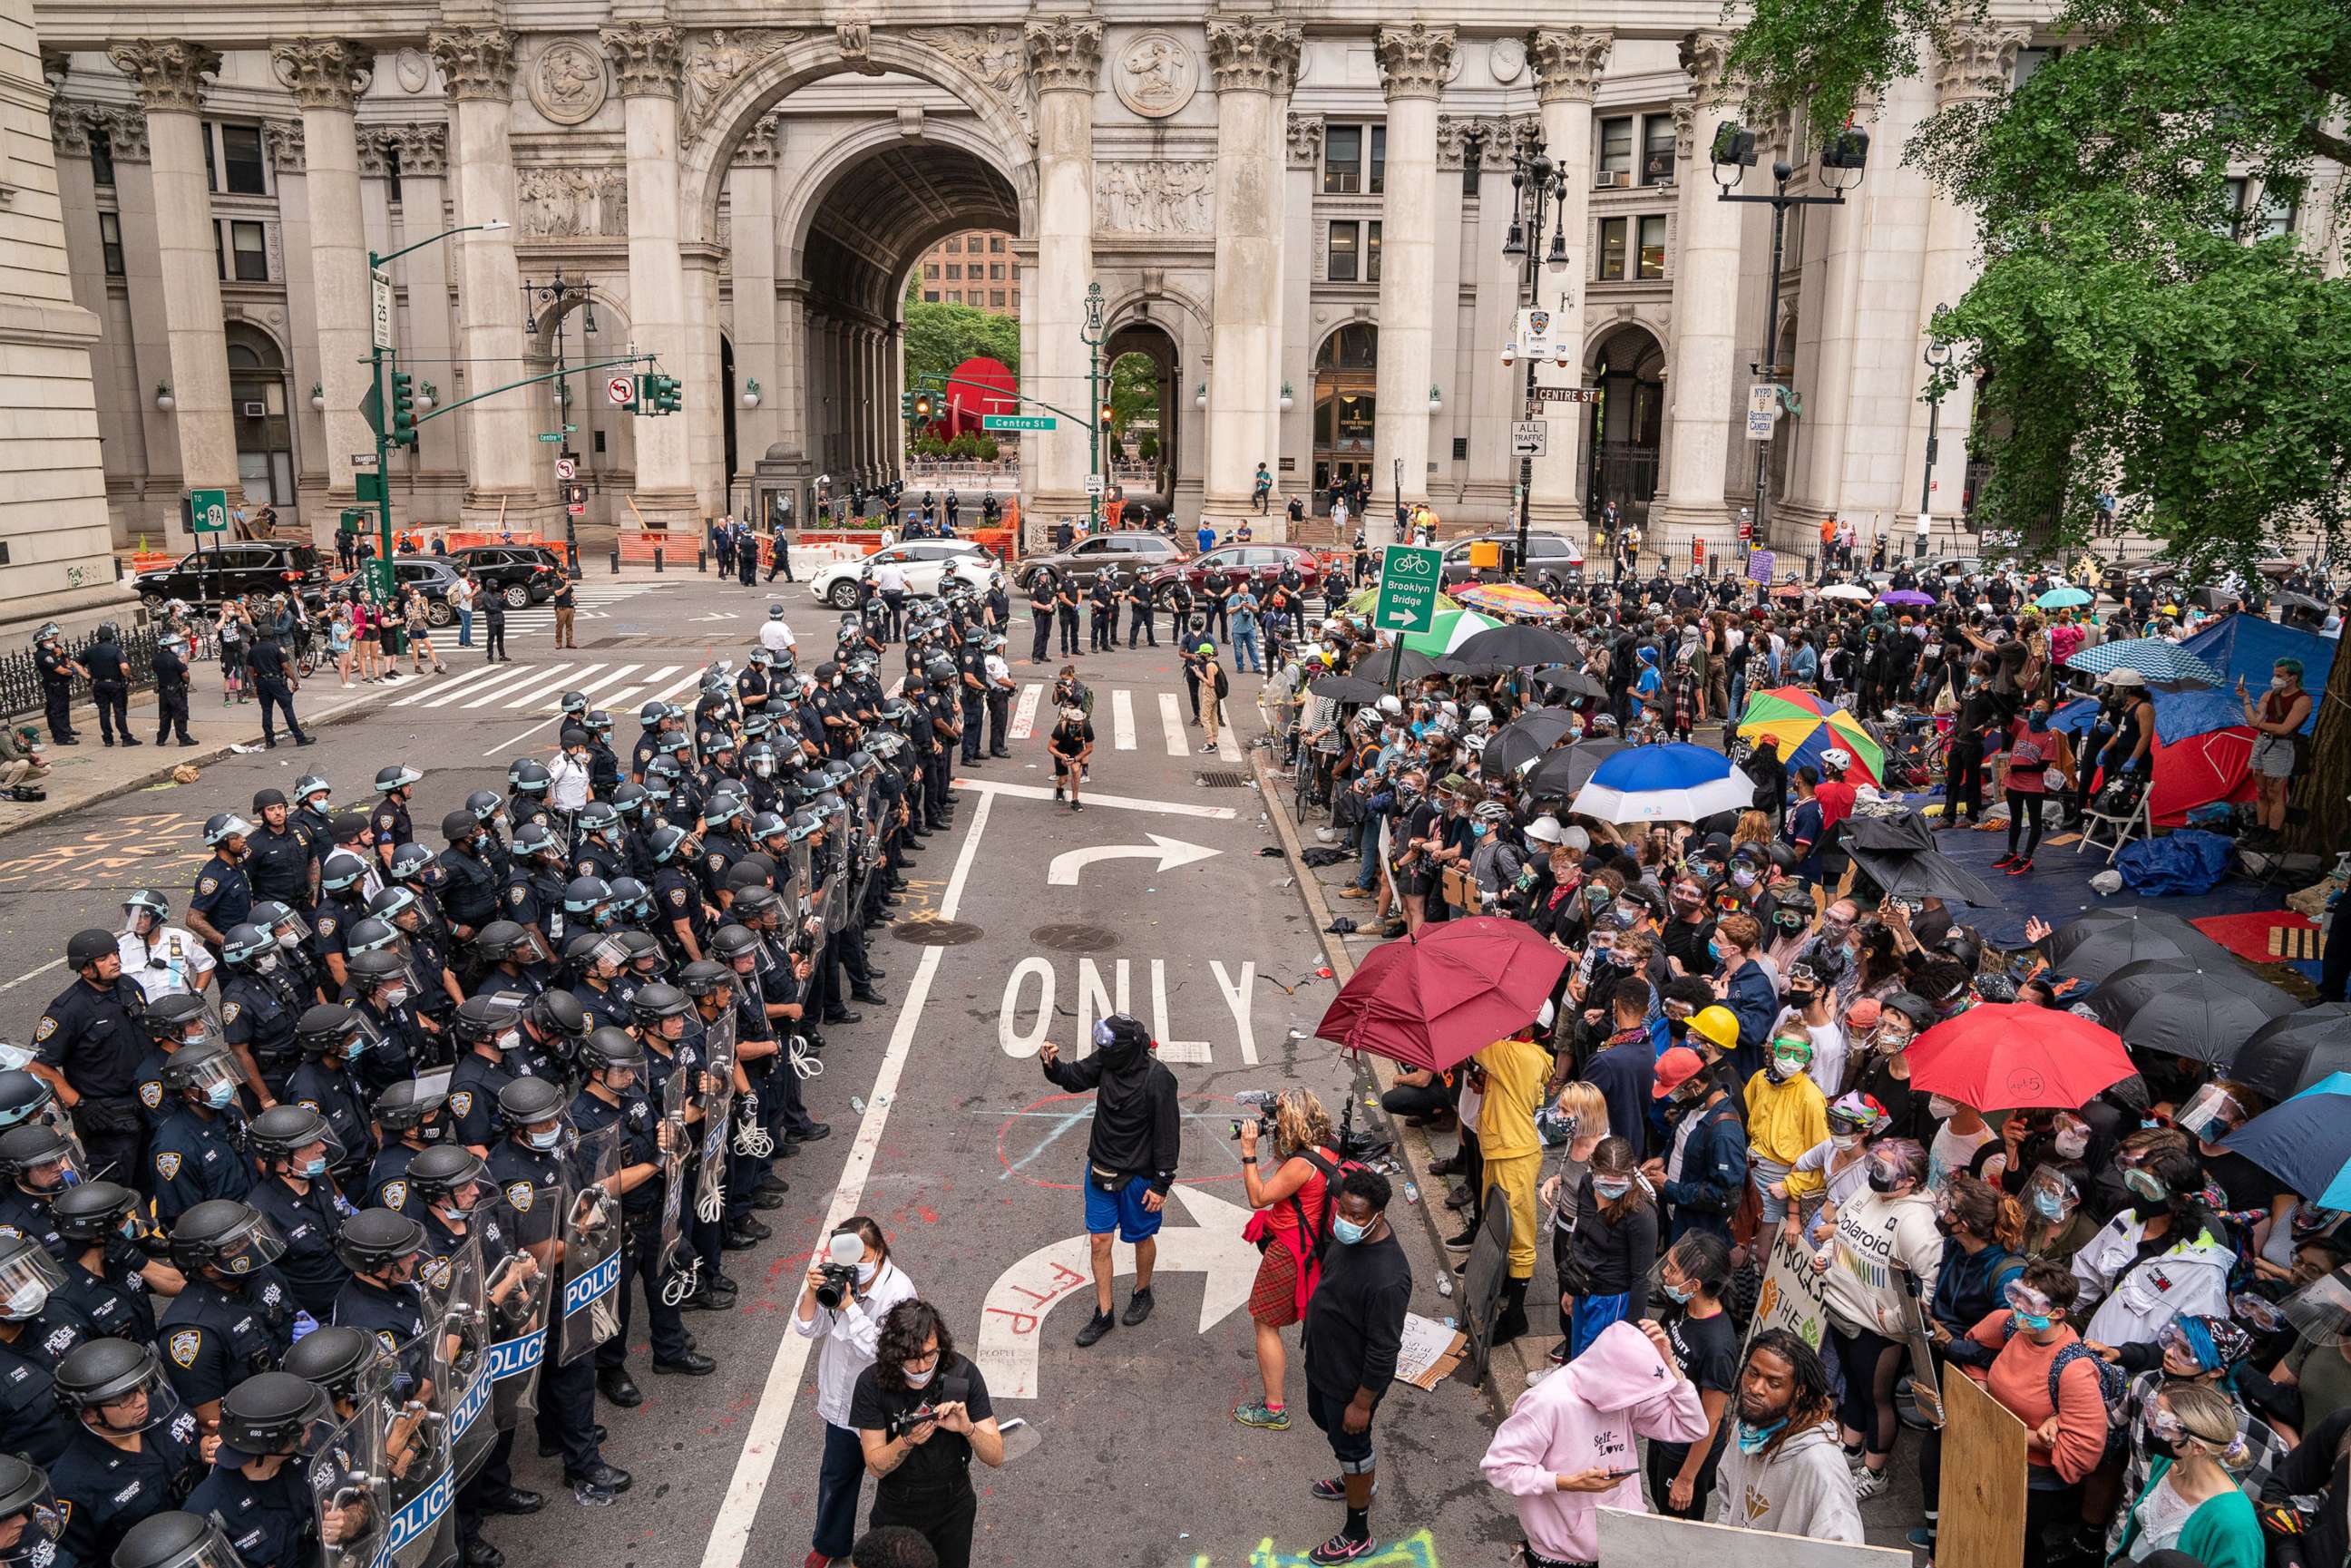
[1603,1467,1640,1481]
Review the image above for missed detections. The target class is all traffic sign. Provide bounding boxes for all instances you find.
[1510,420,1547,458]
[608,375,636,407]
[1372,543,1444,635]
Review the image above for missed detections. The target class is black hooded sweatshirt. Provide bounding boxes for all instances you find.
[1042,1039,1182,1193]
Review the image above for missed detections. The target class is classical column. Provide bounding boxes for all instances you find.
[1908,25,2026,541]
[429,27,541,524]
[1277,112,1321,541]
[775,282,808,476]
[600,23,697,524]
[729,123,781,470]
[1201,17,1301,526]
[1023,16,1103,521]
[1371,23,1454,545]
[1654,30,1744,553]
[107,41,239,510]
[271,41,375,505]
[264,121,330,518]
[380,127,459,502]
[1527,29,1612,531]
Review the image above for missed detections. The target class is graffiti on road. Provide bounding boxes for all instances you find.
[0,812,208,892]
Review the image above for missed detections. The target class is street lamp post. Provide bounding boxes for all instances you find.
[1711,124,1868,568]
[1079,281,1107,536]
[522,269,601,577]
[1501,143,1571,585]
[366,219,509,598]
[1919,322,1952,560]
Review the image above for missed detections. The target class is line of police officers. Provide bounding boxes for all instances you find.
[1,596,1000,1568]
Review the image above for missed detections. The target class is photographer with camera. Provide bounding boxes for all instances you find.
[1234,1089,1339,1432]
[795,1217,920,1568]
[851,1299,1003,1568]
[1039,1013,1181,1349]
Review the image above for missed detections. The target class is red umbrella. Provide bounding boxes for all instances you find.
[1906,1002,2135,1110]
[1315,917,1567,1072]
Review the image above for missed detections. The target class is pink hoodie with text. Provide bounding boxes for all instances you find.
[1480,1320,1710,1562]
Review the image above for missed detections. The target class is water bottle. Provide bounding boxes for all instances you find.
[1435,1273,1455,1298]
[1401,1180,1420,1206]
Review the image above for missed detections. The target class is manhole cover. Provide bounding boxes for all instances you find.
[1194,770,1253,788]
[891,917,985,946]
[1029,922,1119,953]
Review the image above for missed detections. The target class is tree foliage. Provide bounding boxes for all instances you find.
[901,297,1020,400]
[1107,352,1160,437]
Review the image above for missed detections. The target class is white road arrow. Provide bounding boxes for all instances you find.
[1045,833,1219,887]
[975,1183,1260,1399]
[688,610,742,623]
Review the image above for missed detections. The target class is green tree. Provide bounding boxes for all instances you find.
[900,297,1021,404]
[1730,0,2351,851]
[1105,353,1160,438]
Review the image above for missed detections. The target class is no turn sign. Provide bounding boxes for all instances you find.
[554,456,577,481]
[608,375,635,407]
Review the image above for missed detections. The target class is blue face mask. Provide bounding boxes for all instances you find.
[1662,1280,1696,1305]
[528,1127,563,1151]
[2013,1310,2053,1333]
[301,1156,328,1178]
[1330,1216,1370,1246]
[2033,1190,2067,1222]
[1734,1417,1789,1454]
[342,1033,367,1060]
[204,1081,238,1111]
[1705,941,1722,964]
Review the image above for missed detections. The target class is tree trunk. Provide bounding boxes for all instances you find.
[2291,643,2351,858]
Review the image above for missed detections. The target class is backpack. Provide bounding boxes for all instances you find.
[2000,1318,2130,1433]
[1295,1146,1373,1267]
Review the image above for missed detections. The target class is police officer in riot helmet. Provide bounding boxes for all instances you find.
[573,802,627,883]
[50,1180,178,1342]
[34,929,153,1187]
[0,1121,78,1260]
[361,1078,451,1213]
[48,1338,200,1566]
[241,1104,355,1321]
[182,1370,331,1567]
[156,1200,303,1426]
[247,901,322,1014]
[328,1210,432,1401]
[446,996,525,1154]
[148,1040,258,1231]
[128,992,210,1135]
[345,950,435,1091]
[436,811,504,943]
[310,852,372,996]
[217,923,300,1103]
[471,920,547,1010]
[370,765,424,863]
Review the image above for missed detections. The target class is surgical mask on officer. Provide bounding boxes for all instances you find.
[300,1154,329,1179]
[1,1281,45,1320]
[527,1125,563,1151]
[495,1028,522,1054]
[203,1081,238,1111]
[380,986,410,1010]
[276,930,301,951]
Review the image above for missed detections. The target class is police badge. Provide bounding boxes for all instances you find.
[155,1152,182,1181]
[504,1182,533,1213]
[168,1328,200,1368]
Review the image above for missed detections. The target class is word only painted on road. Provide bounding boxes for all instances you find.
[998,957,1263,1065]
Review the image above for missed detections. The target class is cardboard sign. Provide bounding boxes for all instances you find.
[1391,1312,1468,1390]
[1743,1232,1831,1357]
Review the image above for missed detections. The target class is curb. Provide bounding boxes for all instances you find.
[0,687,397,843]
[1249,745,1536,1409]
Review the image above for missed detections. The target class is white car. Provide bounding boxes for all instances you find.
[810,539,998,609]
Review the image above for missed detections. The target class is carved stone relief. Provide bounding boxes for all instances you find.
[518,166,629,238]
[680,30,806,147]
[394,49,430,93]
[1094,161,1214,235]
[1285,113,1322,170]
[1112,31,1197,118]
[1489,35,1526,84]
[529,39,609,126]
[908,24,1026,94]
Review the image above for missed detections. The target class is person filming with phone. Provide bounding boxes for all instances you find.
[851,1299,1003,1568]
[795,1217,921,1568]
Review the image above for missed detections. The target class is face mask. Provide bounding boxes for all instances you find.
[2,1282,45,1320]
[2272,677,2292,691]
[1867,1168,1901,1194]
[1662,1279,1696,1304]
[2033,1190,2068,1222]
[1732,868,1758,889]
[1927,1096,1958,1120]
[183,1028,212,1051]
[204,1081,238,1111]
[277,931,301,950]
[855,1261,880,1285]
[902,1363,935,1389]
[1705,941,1722,964]
[1734,1416,1789,1455]
[1330,1215,1370,1246]
[301,1156,328,1178]
[2012,1309,2053,1333]
[342,1033,368,1060]
[253,953,278,975]
[2054,1127,2090,1159]
[1471,823,1488,838]
[495,1029,522,1054]
[1832,1133,1863,1151]
[528,1127,562,1151]
[1593,1178,1633,1200]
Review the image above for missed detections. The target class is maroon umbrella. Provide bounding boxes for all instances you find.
[1315,917,1568,1072]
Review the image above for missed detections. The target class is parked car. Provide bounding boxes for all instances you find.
[1016,531,1188,592]
[1143,542,1325,606]
[327,558,458,627]
[1438,531,1585,588]
[444,544,566,609]
[809,539,999,609]
[133,541,327,609]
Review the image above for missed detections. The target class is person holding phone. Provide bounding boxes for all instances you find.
[852,1300,1003,1568]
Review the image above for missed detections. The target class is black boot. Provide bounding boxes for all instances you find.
[1491,1279,1531,1347]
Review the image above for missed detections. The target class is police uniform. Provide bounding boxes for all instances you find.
[370,793,413,852]
[132,1042,175,1134]
[308,891,366,979]
[1200,570,1231,640]
[48,1403,202,1566]
[294,804,336,865]
[446,1056,514,1153]
[189,853,253,956]
[286,1060,376,1183]
[630,730,664,784]
[332,1272,429,1397]
[149,1105,256,1229]
[0,1186,63,1260]
[575,839,624,884]
[363,1142,425,1214]
[246,823,315,913]
[351,996,432,1092]
[84,635,132,745]
[0,1298,96,1464]
[248,1174,356,1320]
[575,979,632,1034]
[35,638,79,744]
[37,973,149,1183]
[484,1136,606,1478]
[54,1235,164,1342]
[434,843,502,937]
[221,968,304,1096]
[184,1456,312,1568]
[652,865,708,963]
[118,924,216,1002]
[158,1268,298,1412]
[957,648,989,764]
[570,1085,689,1371]
[153,641,195,745]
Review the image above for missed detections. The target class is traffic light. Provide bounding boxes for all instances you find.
[632,373,682,415]
[1099,403,1116,433]
[909,389,937,422]
[899,392,914,421]
[388,370,417,447]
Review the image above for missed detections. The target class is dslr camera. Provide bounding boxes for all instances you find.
[1229,1088,1277,1142]
[813,1230,862,1311]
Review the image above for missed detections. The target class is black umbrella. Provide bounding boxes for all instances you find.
[2276,590,2328,613]
[2046,906,2219,962]
[1843,812,1938,855]
[1454,625,1580,668]
[2232,1005,2351,1104]
[1310,675,1382,705]
[2054,915,2236,985]
[2088,959,2303,1066]
[1844,845,2002,908]
[1533,665,1607,701]
[1524,738,1627,799]
[1433,657,1511,678]
[1375,648,1442,685]
[1482,712,1579,780]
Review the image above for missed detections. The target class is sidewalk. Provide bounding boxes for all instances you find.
[0,679,405,842]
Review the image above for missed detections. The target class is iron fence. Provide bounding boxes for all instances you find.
[0,622,162,722]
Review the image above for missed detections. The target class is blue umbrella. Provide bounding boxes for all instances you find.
[1570,742,1757,823]
[2223,1074,2351,1208]
[2064,636,2225,687]
[2036,586,2093,609]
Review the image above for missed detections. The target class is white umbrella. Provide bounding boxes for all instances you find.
[1819,583,1873,601]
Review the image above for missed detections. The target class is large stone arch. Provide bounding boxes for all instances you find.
[777,117,1031,274]
[680,31,1038,248]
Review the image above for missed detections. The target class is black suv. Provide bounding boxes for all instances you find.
[133,541,327,609]
[445,544,566,608]
[1016,531,1186,592]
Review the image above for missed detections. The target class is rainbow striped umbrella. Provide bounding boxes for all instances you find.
[1737,687,1886,786]
[1456,581,1568,620]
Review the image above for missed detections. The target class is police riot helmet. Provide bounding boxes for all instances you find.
[724,859,772,896]
[294,1004,376,1063]
[123,888,171,924]
[614,930,663,971]
[293,774,332,809]
[405,1144,486,1209]
[560,726,590,751]
[702,792,744,829]
[0,1070,55,1133]
[628,983,690,1027]
[365,885,417,926]
[376,765,422,795]
[923,654,957,685]
[608,876,651,918]
[648,824,690,865]
[576,800,620,837]
[158,1037,241,1100]
[644,755,683,789]
[346,950,407,994]
[708,924,762,964]
[280,1325,380,1404]
[749,811,788,844]
[66,929,117,970]
[561,931,606,972]
[251,788,289,816]
[676,959,730,998]
[387,842,437,883]
[246,1103,340,1167]
[581,1027,646,1076]
[731,886,782,924]
[0,1123,74,1185]
[220,924,275,968]
[113,1510,247,1568]
[370,1078,448,1138]
[217,1371,327,1457]
[496,1076,567,1130]
[506,760,551,798]
[441,810,480,845]
[139,991,209,1042]
[166,1199,285,1275]
[334,1208,424,1274]
[320,852,368,892]
[473,920,530,961]
[560,691,590,718]
[526,989,588,1042]
[786,809,823,843]
[656,730,693,758]
[610,783,649,819]
[453,992,522,1044]
[343,918,399,959]
[52,1180,141,1246]
[563,875,613,916]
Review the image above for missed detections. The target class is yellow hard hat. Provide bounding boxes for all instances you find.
[1689,1005,1741,1052]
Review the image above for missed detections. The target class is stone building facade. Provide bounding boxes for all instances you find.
[29,3,2345,560]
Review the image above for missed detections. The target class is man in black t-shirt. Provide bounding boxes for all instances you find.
[848,1300,1002,1568]
[1047,705,1094,813]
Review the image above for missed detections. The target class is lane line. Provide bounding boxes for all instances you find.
[1157,691,1185,756]
[1007,682,1042,742]
[0,958,64,996]
[420,663,546,710]
[479,716,561,758]
[465,662,610,711]
[1217,710,1243,763]
[952,776,1238,821]
[699,788,997,1568]
[391,663,510,707]
[1111,688,1136,751]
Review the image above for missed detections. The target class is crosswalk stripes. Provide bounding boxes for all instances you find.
[1157,692,1185,757]
[1110,688,1136,751]
[389,660,707,715]
[493,578,682,634]
[1008,682,1042,742]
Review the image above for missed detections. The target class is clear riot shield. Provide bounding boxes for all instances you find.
[558,1121,625,1364]
[821,810,851,936]
[368,1326,456,1568]
[693,1008,737,1234]
[481,1183,558,1433]
[424,1231,498,1486]
[653,1063,695,1307]
[786,840,826,959]
[851,775,884,913]
[307,1399,391,1568]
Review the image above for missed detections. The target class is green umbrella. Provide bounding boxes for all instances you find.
[1400,607,1501,657]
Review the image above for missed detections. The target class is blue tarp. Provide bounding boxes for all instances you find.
[2116,829,2238,897]
[2052,615,2334,745]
